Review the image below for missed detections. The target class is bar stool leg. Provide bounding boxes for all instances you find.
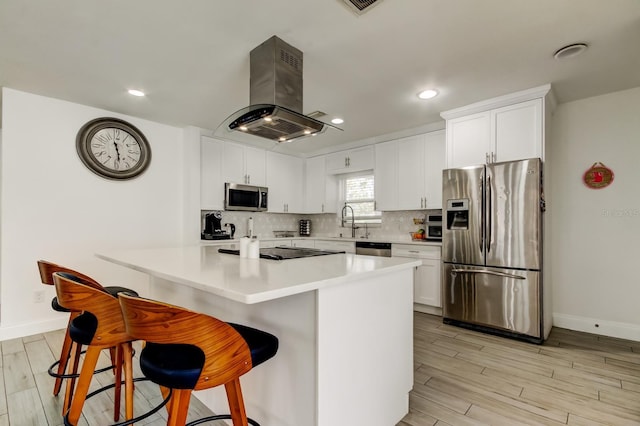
[123,342,134,421]
[168,389,192,426]
[225,378,249,425]
[113,345,123,422]
[53,312,79,396]
[63,340,83,416]
[66,346,102,425]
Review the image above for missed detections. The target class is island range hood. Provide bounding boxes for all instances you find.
[227,36,328,143]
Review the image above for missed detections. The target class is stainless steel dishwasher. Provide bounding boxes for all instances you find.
[355,241,392,257]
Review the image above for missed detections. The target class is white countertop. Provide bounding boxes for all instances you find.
[202,236,442,247]
[97,245,421,304]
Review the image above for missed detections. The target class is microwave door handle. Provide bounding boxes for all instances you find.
[451,268,525,280]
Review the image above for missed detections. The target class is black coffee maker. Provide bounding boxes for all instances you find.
[201,211,231,240]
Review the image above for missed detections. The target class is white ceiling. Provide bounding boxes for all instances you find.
[1,0,639,156]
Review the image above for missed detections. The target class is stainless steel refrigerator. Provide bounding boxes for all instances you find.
[442,158,547,343]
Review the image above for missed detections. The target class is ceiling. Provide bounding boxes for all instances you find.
[1,0,639,156]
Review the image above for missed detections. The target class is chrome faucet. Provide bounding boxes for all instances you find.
[341,203,358,238]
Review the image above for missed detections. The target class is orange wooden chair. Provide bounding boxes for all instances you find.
[118,293,278,426]
[53,272,136,426]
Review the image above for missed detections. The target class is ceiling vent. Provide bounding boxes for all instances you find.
[341,0,383,15]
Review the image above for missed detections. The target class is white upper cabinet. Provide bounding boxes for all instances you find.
[222,142,266,186]
[325,146,374,174]
[445,112,491,168]
[304,156,337,214]
[266,151,304,213]
[374,141,398,211]
[375,130,446,211]
[200,136,225,210]
[441,84,552,168]
[423,130,446,209]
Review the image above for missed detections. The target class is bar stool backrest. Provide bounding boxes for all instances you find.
[38,260,103,289]
[53,272,129,346]
[118,293,253,390]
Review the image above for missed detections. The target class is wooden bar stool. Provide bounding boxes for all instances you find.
[53,272,136,426]
[37,260,138,400]
[118,293,279,426]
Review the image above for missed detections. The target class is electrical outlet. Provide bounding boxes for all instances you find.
[33,290,46,303]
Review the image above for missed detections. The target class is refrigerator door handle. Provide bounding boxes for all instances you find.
[480,173,485,252]
[487,174,492,253]
[451,268,526,280]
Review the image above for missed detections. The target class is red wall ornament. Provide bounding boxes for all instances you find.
[583,162,614,189]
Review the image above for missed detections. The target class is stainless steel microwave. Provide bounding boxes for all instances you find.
[224,183,268,212]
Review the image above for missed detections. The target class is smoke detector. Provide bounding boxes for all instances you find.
[341,0,383,15]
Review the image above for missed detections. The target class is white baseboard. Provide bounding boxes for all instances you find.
[0,317,68,341]
[414,304,442,316]
[553,313,640,342]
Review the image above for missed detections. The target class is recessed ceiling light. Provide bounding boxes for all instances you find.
[331,118,344,125]
[127,89,145,97]
[553,43,588,60]
[417,89,438,100]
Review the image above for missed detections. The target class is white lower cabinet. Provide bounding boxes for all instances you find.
[392,244,442,313]
[314,240,356,254]
[291,239,315,248]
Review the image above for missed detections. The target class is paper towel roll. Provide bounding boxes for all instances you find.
[248,237,260,259]
[239,237,250,258]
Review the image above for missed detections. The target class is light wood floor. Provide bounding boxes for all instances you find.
[399,313,640,426]
[1,313,638,425]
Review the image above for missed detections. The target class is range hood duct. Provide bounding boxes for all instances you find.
[227,36,327,143]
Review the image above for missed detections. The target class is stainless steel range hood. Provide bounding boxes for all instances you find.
[226,36,328,143]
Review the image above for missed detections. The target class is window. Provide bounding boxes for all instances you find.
[341,172,381,224]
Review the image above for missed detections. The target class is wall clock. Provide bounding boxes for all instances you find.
[76,117,151,180]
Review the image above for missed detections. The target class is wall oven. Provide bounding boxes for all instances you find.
[224,183,268,212]
[425,213,442,242]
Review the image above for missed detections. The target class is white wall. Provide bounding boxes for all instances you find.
[548,86,640,340]
[0,88,185,340]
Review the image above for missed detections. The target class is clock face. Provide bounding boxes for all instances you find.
[77,118,151,180]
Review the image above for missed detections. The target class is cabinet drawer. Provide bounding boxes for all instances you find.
[392,244,441,259]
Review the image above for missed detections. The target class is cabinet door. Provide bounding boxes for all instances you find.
[325,147,374,174]
[374,141,398,211]
[325,151,349,174]
[200,136,225,210]
[314,240,355,253]
[423,130,445,209]
[266,151,303,213]
[446,112,491,168]
[397,135,426,210]
[414,259,442,307]
[244,146,266,186]
[492,98,543,163]
[222,142,246,184]
[305,156,326,213]
[347,146,374,172]
[291,239,315,248]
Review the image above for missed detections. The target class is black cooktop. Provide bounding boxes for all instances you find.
[218,246,345,260]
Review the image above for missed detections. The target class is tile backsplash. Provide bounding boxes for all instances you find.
[202,209,439,242]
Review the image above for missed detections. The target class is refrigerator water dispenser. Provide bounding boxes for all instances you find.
[446,199,469,230]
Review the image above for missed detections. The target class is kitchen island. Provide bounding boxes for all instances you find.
[97,245,420,426]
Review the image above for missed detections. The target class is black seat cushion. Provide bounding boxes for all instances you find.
[140,343,205,390]
[139,323,278,390]
[69,312,98,345]
[51,297,71,313]
[104,286,139,297]
[228,323,279,368]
